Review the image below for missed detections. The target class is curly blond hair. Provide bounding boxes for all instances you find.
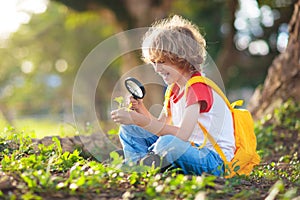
[141,15,206,72]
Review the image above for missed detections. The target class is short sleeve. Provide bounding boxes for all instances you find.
[185,82,213,113]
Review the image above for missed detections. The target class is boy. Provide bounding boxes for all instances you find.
[111,15,235,176]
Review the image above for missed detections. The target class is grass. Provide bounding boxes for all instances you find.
[0,117,77,139]
[0,99,299,199]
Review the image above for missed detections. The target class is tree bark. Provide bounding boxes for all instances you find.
[248,0,300,120]
[216,0,239,85]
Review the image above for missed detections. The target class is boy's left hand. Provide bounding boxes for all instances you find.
[111,108,137,125]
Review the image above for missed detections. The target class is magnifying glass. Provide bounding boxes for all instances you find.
[124,77,146,99]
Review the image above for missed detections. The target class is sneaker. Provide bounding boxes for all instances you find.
[139,151,161,168]
[139,151,172,172]
[114,149,124,158]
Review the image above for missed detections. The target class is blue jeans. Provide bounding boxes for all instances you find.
[119,125,224,176]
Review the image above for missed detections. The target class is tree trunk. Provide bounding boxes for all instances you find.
[248,0,300,120]
[216,0,239,85]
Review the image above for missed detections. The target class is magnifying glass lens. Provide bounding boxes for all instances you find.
[125,78,145,99]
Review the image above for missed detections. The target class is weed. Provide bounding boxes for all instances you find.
[0,100,299,199]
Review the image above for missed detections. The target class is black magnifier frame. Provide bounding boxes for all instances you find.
[124,77,146,99]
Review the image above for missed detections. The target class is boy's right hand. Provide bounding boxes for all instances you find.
[128,96,143,112]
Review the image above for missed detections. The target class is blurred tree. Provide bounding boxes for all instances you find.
[0,2,118,122]
[54,0,175,119]
[1,0,297,125]
[224,0,294,91]
[214,0,242,85]
[54,0,172,27]
[248,0,300,119]
[53,0,228,120]
[55,0,297,121]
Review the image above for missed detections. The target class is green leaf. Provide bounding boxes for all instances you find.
[52,137,62,155]
[233,165,240,172]
[76,175,86,187]
[114,96,124,108]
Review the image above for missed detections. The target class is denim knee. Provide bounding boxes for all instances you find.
[119,125,158,154]
[152,135,175,150]
[119,124,136,134]
[120,125,156,139]
[119,125,141,140]
[152,135,190,157]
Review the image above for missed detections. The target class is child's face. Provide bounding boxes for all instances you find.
[151,60,185,86]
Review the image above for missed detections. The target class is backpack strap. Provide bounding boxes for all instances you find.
[186,76,244,109]
[186,76,239,164]
[163,83,175,117]
[198,122,228,163]
[186,76,232,110]
[165,75,240,164]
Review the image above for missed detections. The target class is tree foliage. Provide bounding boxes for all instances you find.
[0,0,297,122]
[0,2,118,121]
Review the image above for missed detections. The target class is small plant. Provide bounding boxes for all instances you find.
[114,96,125,109]
[0,99,300,199]
[108,96,132,140]
[255,99,300,160]
[273,100,300,131]
[114,96,132,110]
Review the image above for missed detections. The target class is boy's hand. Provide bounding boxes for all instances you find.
[111,108,138,125]
[128,96,143,112]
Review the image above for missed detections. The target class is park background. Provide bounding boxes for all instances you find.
[0,0,299,199]
[0,0,298,138]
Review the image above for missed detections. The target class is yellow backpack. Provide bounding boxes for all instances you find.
[165,76,261,178]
